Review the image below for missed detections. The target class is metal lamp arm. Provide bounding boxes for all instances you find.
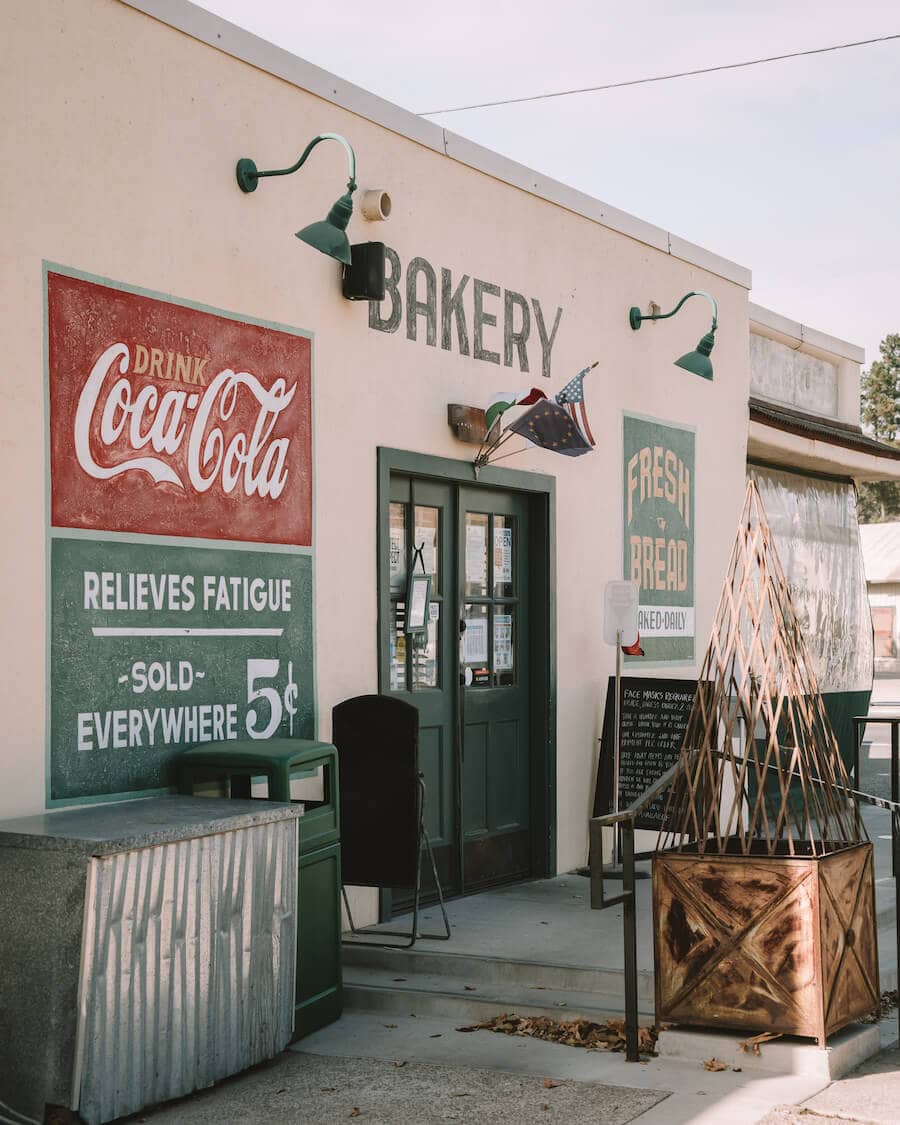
[236,132,357,194]
[630,290,718,332]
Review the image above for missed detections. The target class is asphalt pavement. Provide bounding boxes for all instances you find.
[121,1051,667,1124]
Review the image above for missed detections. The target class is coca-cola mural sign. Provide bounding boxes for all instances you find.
[46,268,314,804]
[48,270,312,545]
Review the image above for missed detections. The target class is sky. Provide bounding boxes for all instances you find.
[195,0,900,367]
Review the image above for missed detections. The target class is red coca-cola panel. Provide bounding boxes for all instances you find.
[48,271,312,546]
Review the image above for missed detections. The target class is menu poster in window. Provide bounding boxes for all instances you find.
[406,573,430,633]
[593,676,697,830]
[494,614,513,671]
[463,617,488,664]
[465,524,486,584]
[493,527,512,583]
[390,527,404,587]
[622,414,695,662]
[46,267,314,805]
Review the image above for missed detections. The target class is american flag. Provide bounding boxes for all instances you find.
[555,362,597,446]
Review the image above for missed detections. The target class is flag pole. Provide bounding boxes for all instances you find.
[480,444,530,466]
[475,429,517,468]
[474,421,498,469]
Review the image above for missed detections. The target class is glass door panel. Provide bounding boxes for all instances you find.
[384,477,458,905]
[458,487,530,891]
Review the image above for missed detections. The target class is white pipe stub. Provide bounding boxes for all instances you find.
[360,189,391,221]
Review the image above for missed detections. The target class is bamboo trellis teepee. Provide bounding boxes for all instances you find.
[658,478,863,857]
[652,480,878,1042]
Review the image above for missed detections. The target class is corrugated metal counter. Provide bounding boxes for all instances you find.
[0,796,303,1125]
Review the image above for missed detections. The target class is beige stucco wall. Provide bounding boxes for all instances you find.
[2,0,751,914]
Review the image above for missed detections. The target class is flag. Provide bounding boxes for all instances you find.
[484,387,547,434]
[555,363,596,446]
[504,400,592,457]
[622,633,645,656]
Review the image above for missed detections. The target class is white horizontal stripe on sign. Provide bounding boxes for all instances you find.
[91,627,285,637]
[637,606,695,638]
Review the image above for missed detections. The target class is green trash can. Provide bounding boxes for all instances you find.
[176,738,342,1040]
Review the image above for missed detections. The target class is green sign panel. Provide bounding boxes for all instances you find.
[622,413,695,663]
[49,536,313,801]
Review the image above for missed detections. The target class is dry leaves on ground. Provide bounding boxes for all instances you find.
[864,989,899,1023]
[703,1058,729,1072]
[738,1031,782,1055]
[455,1013,657,1054]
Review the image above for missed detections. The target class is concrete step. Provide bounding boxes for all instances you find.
[342,963,655,1024]
[657,1023,881,1081]
[341,942,656,1006]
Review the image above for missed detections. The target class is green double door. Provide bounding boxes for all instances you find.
[384,477,533,901]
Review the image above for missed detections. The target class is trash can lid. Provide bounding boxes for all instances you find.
[178,737,335,769]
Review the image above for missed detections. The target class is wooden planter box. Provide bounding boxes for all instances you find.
[652,842,879,1042]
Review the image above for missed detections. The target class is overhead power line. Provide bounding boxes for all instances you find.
[419,32,900,117]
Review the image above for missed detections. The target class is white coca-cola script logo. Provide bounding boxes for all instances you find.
[74,343,297,497]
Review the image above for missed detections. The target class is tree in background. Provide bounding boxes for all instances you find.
[858,333,900,523]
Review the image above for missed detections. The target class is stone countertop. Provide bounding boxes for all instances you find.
[0,796,302,856]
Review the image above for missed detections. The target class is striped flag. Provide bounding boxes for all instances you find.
[555,362,597,446]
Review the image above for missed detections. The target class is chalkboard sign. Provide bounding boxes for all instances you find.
[594,676,697,830]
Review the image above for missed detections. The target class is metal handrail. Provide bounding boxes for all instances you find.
[587,762,686,1063]
[592,759,686,827]
[589,752,900,1063]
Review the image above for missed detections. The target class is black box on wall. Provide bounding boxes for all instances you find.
[342,242,386,301]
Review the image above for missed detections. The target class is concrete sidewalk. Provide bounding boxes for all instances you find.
[760,1042,900,1124]
[127,1007,893,1125]
[121,1048,667,1124]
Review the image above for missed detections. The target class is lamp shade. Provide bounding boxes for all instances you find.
[295,190,354,265]
[674,330,715,381]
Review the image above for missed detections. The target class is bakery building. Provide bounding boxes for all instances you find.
[3,0,897,936]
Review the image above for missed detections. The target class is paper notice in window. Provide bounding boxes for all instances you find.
[415,525,436,576]
[464,617,488,663]
[390,527,404,585]
[465,524,486,584]
[494,527,512,583]
[494,613,513,670]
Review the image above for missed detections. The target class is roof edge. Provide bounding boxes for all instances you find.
[747,419,900,484]
[749,398,900,461]
[120,0,752,289]
[749,302,865,365]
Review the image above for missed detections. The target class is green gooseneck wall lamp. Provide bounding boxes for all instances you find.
[236,132,357,266]
[628,290,718,380]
